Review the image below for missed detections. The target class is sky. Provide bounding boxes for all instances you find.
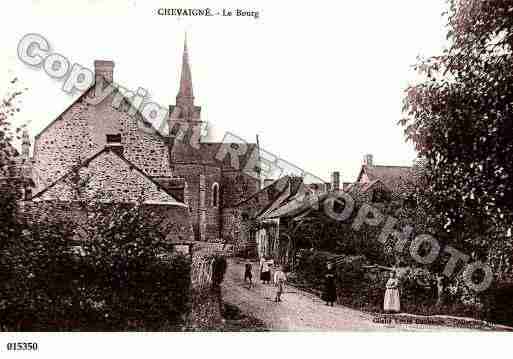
[0,0,448,183]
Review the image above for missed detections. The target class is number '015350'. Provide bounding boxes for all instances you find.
[6,342,38,351]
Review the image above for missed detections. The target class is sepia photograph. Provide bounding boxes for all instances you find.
[1,0,513,357]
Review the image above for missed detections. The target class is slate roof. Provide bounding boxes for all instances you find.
[233,176,290,209]
[356,165,415,195]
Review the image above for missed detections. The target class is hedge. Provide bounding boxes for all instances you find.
[0,221,192,331]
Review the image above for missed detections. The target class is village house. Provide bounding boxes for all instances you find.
[345,154,418,206]
[236,154,423,262]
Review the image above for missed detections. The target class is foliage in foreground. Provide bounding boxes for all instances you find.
[0,201,192,331]
[402,0,513,275]
[291,250,513,326]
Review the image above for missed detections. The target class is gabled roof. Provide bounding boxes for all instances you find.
[345,179,385,193]
[259,178,326,220]
[263,191,327,220]
[356,165,415,194]
[233,175,290,209]
[34,84,94,140]
[35,78,166,140]
[32,147,183,205]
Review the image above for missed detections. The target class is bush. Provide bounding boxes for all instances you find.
[292,250,371,307]
[290,250,497,320]
[0,218,192,331]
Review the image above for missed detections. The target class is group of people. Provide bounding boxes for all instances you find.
[318,263,402,313]
[243,257,287,302]
[244,258,402,312]
[323,263,401,312]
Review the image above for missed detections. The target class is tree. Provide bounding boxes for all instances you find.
[402,0,513,277]
[0,78,26,287]
[1,161,192,330]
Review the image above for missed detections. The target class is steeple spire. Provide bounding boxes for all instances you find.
[177,32,194,101]
[170,32,201,125]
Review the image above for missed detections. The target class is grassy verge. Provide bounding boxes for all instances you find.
[219,302,268,332]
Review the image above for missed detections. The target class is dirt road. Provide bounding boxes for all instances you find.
[222,259,477,331]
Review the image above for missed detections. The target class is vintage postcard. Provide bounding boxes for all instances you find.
[1,0,512,357]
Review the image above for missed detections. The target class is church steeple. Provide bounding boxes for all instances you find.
[178,33,194,99]
[176,33,196,120]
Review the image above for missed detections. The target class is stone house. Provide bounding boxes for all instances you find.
[25,37,262,243]
[29,146,194,242]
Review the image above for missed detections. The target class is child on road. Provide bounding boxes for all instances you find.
[273,266,287,302]
[244,261,253,289]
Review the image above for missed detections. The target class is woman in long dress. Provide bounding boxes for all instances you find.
[260,256,271,284]
[383,270,400,313]
[321,262,337,306]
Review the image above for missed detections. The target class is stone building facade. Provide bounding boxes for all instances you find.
[28,37,262,243]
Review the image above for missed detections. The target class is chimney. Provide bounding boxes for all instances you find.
[263,178,274,188]
[331,171,340,192]
[21,129,30,160]
[94,60,115,83]
[363,154,373,166]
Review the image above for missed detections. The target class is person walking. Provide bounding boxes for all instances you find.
[435,274,444,307]
[383,270,401,313]
[244,261,253,289]
[273,265,287,302]
[321,262,337,306]
[260,256,271,284]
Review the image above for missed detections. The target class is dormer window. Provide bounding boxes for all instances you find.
[106,134,123,155]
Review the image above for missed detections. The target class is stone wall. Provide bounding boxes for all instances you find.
[172,164,222,242]
[187,250,226,331]
[221,170,260,208]
[33,149,178,205]
[33,87,171,192]
[220,208,241,243]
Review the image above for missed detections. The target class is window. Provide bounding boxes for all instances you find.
[372,189,388,203]
[405,194,416,209]
[106,134,121,143]
[372,190,380,203]
[212,182,220,207]
[25,188,33,200]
